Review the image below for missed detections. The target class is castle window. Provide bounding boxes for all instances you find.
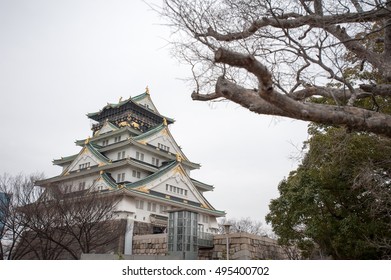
[64,185,71,193]
[117,151,125,160]
[136,151,144,161]
[117,173,125,182]
[114,135,121,143]
[136,200,144,210]
[102,139,109,146]
[132,170,141,178]
[78,181,86,191]
[159,205,167,214]
[158,143,170,152]
[78,162,90,170]
[166,184,187,196]
[147,202,157,212]
[152,157,160,167]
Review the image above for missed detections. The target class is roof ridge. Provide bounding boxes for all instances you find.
[86,142,110,163]
[125,160,177,189]
[100,171,118,189]
[133,123,165,140]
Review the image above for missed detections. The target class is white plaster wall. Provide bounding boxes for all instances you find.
[198,215,219,233]
[59,174,97,193]
[137,99,157,112]
[115,196,136,213]
[67,150,100,173]
[132,148,165,167]
[110,166,149,183]
[126,197,170,224]
[147,134,178,155]
[151,176,199,203]
[105,146,135,161]
[98,123,116,135]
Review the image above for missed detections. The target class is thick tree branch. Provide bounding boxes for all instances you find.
[291,84,391,101]
[212,48,391,137]
[359,84,391,96]
[199,8,390,42]
[192,77,294,117]
[215,48,273,93]
[161,0,391,137]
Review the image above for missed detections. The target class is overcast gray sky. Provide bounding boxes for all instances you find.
[0,0,309,228]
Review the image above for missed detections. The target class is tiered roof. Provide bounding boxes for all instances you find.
[87,90,174,133]
[39,88,224,218]
[93,160,223,216]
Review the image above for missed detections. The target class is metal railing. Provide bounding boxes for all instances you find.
[197,231,214,248]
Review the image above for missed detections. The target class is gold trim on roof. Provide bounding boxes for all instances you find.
[118,121,130,127]
[201,203,210,209]
[136,186,150,193]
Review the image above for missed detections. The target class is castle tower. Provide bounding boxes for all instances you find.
[37,89,224,243]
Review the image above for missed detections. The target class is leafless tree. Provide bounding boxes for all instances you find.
[159,0,391,136]
[1,174,122,259]
[18,186,121,259]
[0,173,44,259]
[218,217,267,235]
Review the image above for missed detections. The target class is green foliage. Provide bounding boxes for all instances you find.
[266,127,391,259]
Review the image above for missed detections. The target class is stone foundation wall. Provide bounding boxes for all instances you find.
[130,232,288,260]
[198,232,289,260]
[132,233,167,256]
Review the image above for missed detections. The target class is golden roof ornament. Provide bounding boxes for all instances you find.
[163,118,168,126]
[145,86,150,95]
[84,136,90,144]
[176,153,182,162]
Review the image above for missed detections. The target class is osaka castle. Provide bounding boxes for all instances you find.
[37,88,224,239]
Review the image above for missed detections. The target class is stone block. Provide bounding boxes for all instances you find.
[232,250,251,260]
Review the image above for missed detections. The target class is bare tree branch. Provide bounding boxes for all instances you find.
[159,0,391,136]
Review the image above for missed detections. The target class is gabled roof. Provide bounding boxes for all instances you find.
[85,142,109,163]
[125,160,177,189]
[75,126,137,147]
[191,178,214,192]
[131,91,160,114]
[94,120,119,136]
[123,188,225,217]
[133,123,166,141]
[88,171,118,191]
[37,158,159,186]
[86,92,174,124]
[124,160,217,211]
[134,122,192,164]
[60,142,111,176]
[53,154,78,166]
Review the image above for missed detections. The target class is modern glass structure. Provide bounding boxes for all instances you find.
[168,210,198,259]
